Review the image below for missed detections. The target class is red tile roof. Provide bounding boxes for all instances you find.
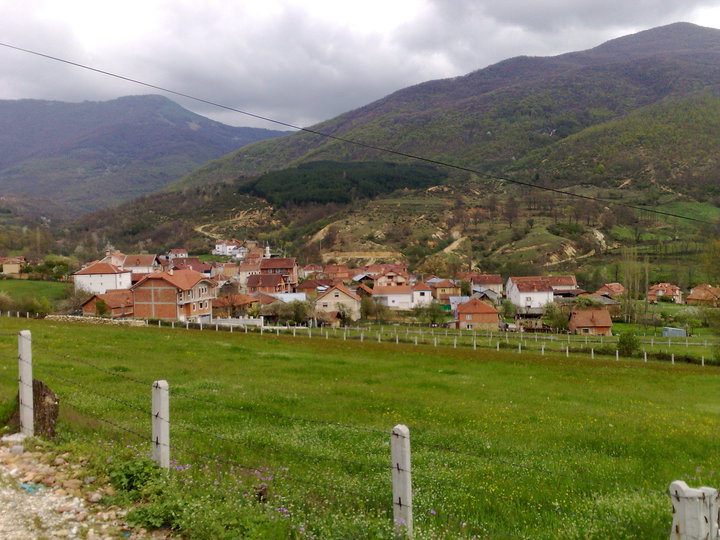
[412,282,432,291]
[316,284,360,302]
[123,254,158,267]
[372,286,412,296]
[569,309,612,328]
[132,269,212,292]
[75,262,128,275]
[83,289,134,309]
[457,298,498,315]
[260,257,297,269]
[247,274,284,288]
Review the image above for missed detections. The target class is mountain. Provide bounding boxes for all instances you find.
[174,22,720,197]
[63,23,720,278]
[0,95,289,216]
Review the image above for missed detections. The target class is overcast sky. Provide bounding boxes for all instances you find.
[2,1,720,129]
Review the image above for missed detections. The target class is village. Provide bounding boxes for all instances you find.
[39,237,713,337]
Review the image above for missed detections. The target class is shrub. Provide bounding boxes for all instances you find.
[617,332,640,357]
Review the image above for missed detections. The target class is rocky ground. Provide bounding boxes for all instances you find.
[0,433,173,539]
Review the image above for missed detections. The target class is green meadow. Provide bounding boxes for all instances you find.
[0,279,68,303]
[0,317,719,539]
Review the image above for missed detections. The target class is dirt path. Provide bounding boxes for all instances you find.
[0,433,169,539]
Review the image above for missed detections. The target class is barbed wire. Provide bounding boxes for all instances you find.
[418,507,535,540]
[407,436,667,497]
[32,344,149,387]
[170,386,388,438]
[63,400,149,442]
[34,364,154,420]
[171,418,390,472]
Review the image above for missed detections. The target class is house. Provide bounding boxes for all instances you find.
[375,270,409,288]
[323,264,353,282]
[568,309,613,336]
[122,254,161,274]
[73,262,132,295]
[457,272,504,294]
[430,279,461,304]
[685,284,720,307]
[647,283,683,304]
[131,269,217,322]
[472,286,501,304]
[314,284,361,321]
[0,256,25,275]
[212,239,243,257]
[172,257,212,276]
[260,257,299,289]
[212,294,258,318]
[372,286,413,311]
[167,249,188,261]
[506,276,578,314]
[584,293,622,317]
[596,282,625,299]
[300,263,323,279]
[212,263,240,280]
[82,289,134,318]
[456,298,501,331]
[297,278,337,296]
[411,282,433,308]
[236,262,261,292]
[247,274,287,294]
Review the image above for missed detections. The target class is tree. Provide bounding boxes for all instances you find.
[503,195,518,227]
[95,299,109,317]
[544,303,568,331]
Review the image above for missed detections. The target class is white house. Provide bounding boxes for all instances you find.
[372,286,413,311]
[411,282,433,308]
[73,262,132,295]
[212,240,242,257]
[506,276,578,314]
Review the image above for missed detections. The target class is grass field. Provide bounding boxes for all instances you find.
[0,317,719,539]
[0,279,68,304]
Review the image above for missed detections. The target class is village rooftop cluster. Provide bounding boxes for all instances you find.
[51,238,716,335]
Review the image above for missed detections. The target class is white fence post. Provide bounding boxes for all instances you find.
[668,480,718,540]
[152,380,170,469]
[391,424,413,538]
[18,330,33,437]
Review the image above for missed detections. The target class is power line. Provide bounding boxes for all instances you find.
[0,41,714,225]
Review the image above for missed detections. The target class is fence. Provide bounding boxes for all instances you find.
[9,311,718,368]
[3,329,717,538]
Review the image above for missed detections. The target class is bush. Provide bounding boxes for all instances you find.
[617,332,640,357]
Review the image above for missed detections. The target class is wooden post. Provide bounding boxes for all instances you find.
[18,330,33,437]
[391,424,413,538]
[668,480,718,540]
[151,380,170,469]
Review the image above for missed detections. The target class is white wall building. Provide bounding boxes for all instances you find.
[411,282,433,308]
[73,262,132,295]
[372,286,413,311]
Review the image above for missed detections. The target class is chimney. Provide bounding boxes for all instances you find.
[168,268,174,276]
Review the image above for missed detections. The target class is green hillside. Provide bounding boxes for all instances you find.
[173,23,720,200]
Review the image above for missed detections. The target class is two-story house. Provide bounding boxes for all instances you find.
[455,298,500,331]
[315,284,361,322]
[131,269,217,322]
[506,276,578,314]
[260,257,299,290]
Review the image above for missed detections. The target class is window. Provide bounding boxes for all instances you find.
[322,303,328,308]
[467,324,473,330]
[466,315,472,320]
[582,328,589,334]
[192,303,196,311]
[334,292,339,298]
[419,292,426,296]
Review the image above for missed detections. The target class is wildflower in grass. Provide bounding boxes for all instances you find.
[430,509,437,515]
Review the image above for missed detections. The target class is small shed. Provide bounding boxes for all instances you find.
[662,327,687,338]
[568,309,612,336]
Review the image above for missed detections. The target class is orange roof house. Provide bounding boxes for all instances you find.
[596,282,625,298]
[131,269,217,322]
[647,283,683,304]
[430,279,461,304]
[260,257,298,288]
[568,309,612,336]
[82,289,134,318]
[315,284,361,321]
[247,274,287,294]
[455,298,500,331]
[686,284,720,307]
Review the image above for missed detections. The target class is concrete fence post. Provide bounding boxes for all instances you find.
[391,424,413,538]
[152,380,170,469]
[668,480,718,540]
[615,350,619,361]
[672,354,675,365]
[541,344,545,355]
[644,351,647,363]
[18,330,33,437]
[591,348,594,359]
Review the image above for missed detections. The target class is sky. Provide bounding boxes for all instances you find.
[2,1,720,129]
